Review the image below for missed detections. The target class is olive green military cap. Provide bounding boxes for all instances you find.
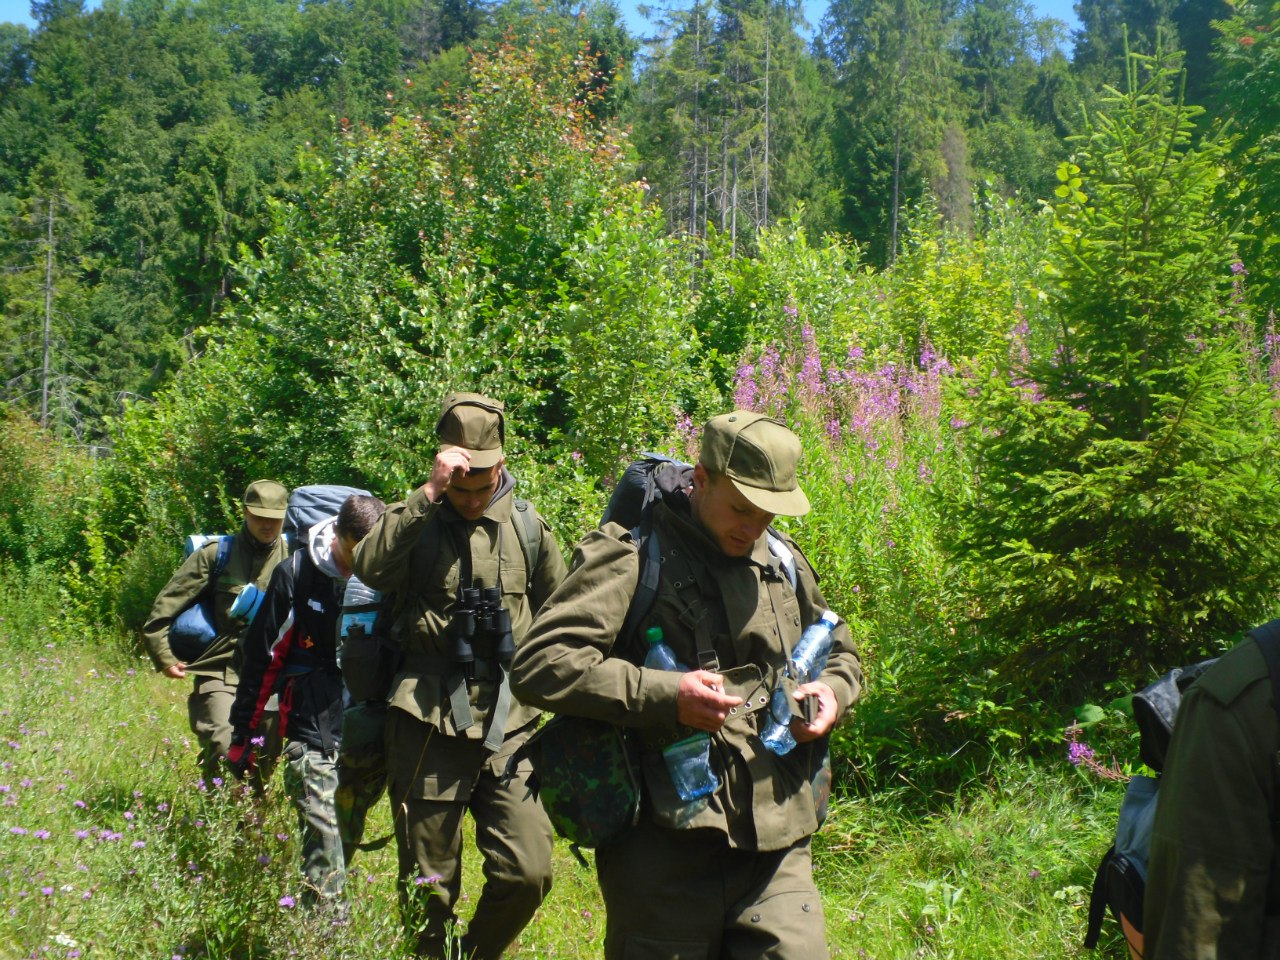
[436,392,505,470]
[700,410,810,517]
[243,479,289,519]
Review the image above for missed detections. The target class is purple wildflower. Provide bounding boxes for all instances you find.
[1068,740,1095,766]
[278,895,296,909]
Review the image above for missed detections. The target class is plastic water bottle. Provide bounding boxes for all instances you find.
[760,610,840,757]
[644,627,720,802]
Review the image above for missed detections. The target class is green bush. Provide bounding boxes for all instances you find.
[945,52,1280,695]
[0,408,92,570]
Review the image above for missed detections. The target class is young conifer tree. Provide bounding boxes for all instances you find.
[948,47,1280,686]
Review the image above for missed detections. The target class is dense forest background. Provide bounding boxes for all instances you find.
[3,0,1275,443]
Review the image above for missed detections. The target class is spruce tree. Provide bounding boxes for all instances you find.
[947,50,1280,685]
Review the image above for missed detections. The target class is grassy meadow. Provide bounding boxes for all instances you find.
[0,570,1132,959]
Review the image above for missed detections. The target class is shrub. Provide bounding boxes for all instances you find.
[945,51,1280,695]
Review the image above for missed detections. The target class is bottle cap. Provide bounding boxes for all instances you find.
[645,626,663,646]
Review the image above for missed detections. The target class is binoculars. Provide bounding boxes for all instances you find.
[449,582,516,678]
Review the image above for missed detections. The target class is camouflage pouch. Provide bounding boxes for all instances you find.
[523,714,641,853]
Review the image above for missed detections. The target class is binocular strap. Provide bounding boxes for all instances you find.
[444,667,513,753]
[447,670,476,734]
[485,670,513,753]
[445,665,514,757]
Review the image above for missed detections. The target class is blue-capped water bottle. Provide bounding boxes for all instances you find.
[644,626,721,802]
[760,610,840,756]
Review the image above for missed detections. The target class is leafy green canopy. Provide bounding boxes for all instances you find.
[107,38,706,540]
[947,50,1280,688]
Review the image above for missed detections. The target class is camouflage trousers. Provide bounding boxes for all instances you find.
[282,740,346,906]
[335,742,384,870]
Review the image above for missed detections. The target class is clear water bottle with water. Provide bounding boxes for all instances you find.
[760,610,840,757]
[644,627,721,802]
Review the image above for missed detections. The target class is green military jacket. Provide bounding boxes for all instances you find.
[143,526,289,682]
[510,498,863,852]
[1146,638,1280,959]
[351,481,566,741]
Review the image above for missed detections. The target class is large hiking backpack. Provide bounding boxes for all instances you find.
[284,484,371,548]
[1085,620,1280,958]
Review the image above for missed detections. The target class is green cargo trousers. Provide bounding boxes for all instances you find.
[188,675,280,790]
[386,707,553,960]
[596,818,829,960]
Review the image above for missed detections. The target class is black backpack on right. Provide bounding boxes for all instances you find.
[1084,619,1280,958]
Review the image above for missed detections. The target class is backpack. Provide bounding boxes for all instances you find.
[525,454,804,858]
[168,536,234,663]
[338,575,396,703]
[1084,619,1280,958]
[284,484,371,548]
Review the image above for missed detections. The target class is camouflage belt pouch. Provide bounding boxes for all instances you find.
[524,714,641,849]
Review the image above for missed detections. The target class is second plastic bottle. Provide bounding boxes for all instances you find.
[644,626,721,802]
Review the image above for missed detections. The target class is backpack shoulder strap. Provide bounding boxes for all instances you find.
[619,522,662,656]
[766,530,798,590]
[206,535,233,594]
[512,499,541,590]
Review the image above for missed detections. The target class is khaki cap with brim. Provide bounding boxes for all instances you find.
[436,392,505,470]
[700,411,811,517]
[243,479,289,519]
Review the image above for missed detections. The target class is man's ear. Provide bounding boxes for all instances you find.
[692,462,709,491]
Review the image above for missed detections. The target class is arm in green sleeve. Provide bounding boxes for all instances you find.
[1146,684,1276,959]
[352,485,441,593]
[142,546,214,671]
[527,514,568,613]
[511,527,682,729]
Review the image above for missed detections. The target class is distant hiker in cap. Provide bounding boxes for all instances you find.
[352,392,567,959]
[511,411,863,960]
[143,480,291,785]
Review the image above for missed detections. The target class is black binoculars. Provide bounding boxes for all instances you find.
[449,581,516,678]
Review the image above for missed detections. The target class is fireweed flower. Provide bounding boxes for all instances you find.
[279,895,296,909]
[1068,740,1095,766]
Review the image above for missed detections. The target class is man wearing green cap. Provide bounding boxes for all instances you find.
[144,479,291,784]
[511,411,862,959]
[352,392,566,960]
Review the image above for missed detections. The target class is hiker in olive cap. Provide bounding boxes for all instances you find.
[144,480,290,785]
[512,411,862,960]
[352,392,567,959]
